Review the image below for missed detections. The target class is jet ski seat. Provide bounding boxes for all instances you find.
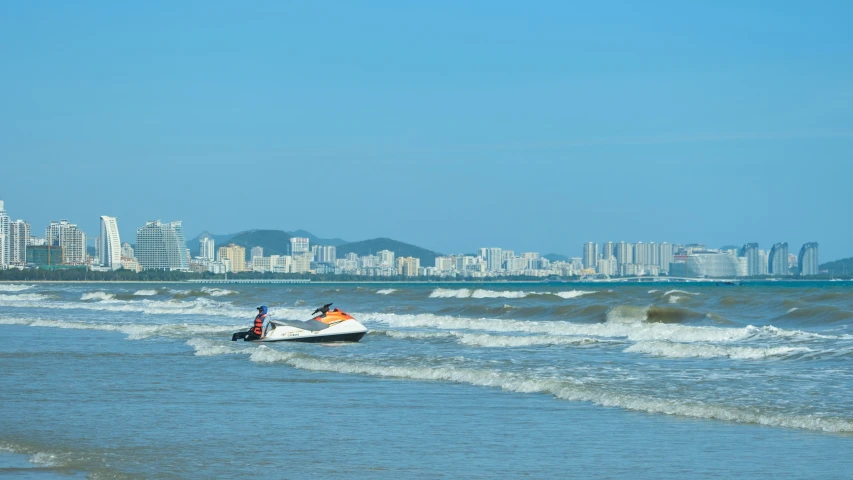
[270,319,330,331]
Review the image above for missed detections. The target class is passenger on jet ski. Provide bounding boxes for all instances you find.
[231,306,268,341]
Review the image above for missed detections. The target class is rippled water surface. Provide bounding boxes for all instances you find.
[1,281,852,478]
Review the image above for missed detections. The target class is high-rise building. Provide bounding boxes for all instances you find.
[290,237,310,256]
[798,242,819,276]
[768,242,789,276]
[483,248,502,272]
[738,243,760,276]
[313,245,336,264]
[758,250,769,275]
[658,243,673,274]
[60,223,87,265]
[582,242,598,269]
[121,242,135,259]
[377,250,395,267]
[46,220,67,247]
[0,201,9,268]
[135,220,190,271]
[99,216,122,270]
[602,241,615,260]
[615,241,632,266]
[396,257,420,276]
[9,220,30,265]
[250,246,264,259]
[199,235,215,260]
[217,244,246,273]
[633,242,647,266]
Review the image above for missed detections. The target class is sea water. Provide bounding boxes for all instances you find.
[1,282,852,478]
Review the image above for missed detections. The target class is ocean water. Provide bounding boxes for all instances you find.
[1,281,852,479]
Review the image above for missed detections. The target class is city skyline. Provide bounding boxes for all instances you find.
[2,3,851,262]
[0,197,827,277]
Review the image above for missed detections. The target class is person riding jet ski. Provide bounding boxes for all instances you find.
[231,306,268,341]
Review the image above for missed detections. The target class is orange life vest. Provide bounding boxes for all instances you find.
[253,314,265,335]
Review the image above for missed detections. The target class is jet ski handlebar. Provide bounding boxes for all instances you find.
[312,303,333,317]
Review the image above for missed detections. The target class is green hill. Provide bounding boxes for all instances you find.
[543,253,569,263]
[187,229,348,258]
[820,257,853,276]
[336,237,441,265]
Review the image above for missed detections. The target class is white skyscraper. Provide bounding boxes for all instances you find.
[484,248,503,272]
[9,220,30,265]
[290,237,310,256]
[582,242,599,269]
[251,246,264,259]
[99,216,122,270]
[0,201,9,268]
[121,242,135,259]
[136,220,190,271]
[199,235,215,260]
[615,241,632,266]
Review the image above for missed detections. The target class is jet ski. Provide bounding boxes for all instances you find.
[242,303,367,343]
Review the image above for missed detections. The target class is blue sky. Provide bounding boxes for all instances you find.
[1,1,851,260]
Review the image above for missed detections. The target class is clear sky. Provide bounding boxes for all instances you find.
[1,1,851,260]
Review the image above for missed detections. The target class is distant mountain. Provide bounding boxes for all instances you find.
[336,237,441,265]
[543,253,569,263]
[288,230,348,247]
[187,229,348,258]
[820,257,853,276]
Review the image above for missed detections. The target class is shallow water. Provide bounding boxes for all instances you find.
[1,281,852,478]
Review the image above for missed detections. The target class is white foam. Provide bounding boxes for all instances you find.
[377,329,607,348]
[201,287,235,296]
[787,307,799,314]
[429,288,597,299]
[0,316,243,340]
[376,289,397,295]
[81,291,115,301]
[134,289,158,296]
[430,288,472,298]
[664,289,699,296]
[554,290,597,299]
[648,289,659,294]
[0,284,33,292]
[28,452,61,467]
[625,341,812,360]
[360,311,837,344]
[668,295,686,304]
[0,293,49,302]
[247,349,853,433]
[186,338,250,356]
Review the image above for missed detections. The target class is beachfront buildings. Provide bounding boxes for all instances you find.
[798,242,819,276]
[769,242,790,276]
[0,201,8,268]
[99,216,122,270]
[135,220,190,271]
[583,242,598,269]
[199,235,215,260]
[217,244,246,272]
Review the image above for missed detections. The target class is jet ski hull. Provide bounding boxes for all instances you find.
[257,331,367,343]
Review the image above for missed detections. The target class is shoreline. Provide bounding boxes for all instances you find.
[0,279,849,284]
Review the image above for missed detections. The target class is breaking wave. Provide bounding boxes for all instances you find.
[605,305,704,324]
[376,289,397,295]
[0,284,33,292]
[624,341,812,360]
[201,287,235,297]
[81,291,115,301]
[429,288,598,300]
[374,329,610,348]
[133,289,158,296]
[359,311,834,344]
[246,348,853,433]
[0,316,243,340]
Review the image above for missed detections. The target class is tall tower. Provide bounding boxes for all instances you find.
[798,243,819,276]
[768,242,789,276]
[199,235,215,260]
[582,242,598,269]
[738,243,760,276]
[99,216,122,270]
[0,201,9,268]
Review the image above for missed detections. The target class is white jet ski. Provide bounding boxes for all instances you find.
[244,303,367,343]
